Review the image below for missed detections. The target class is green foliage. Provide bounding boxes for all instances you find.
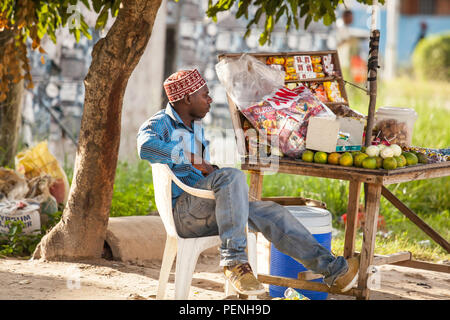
[206,0,384,45]
[412,32,450,82]
[0,0,122,97]
[109,160,157,217]
[0,211,62,258]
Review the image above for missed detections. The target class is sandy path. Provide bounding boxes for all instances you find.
[0,255,449,300]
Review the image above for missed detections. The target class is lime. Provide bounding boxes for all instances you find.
[383,157,398,170]
[394,155,406,167]
[328,152,341,165]
[375,156,383,169]
[302,150,314,162]
[416,153,428,164]
[362,157,377,169]
[339,152,353,167]
[403,152,418,166]
[354,153,369,167]
[314,151,328,164]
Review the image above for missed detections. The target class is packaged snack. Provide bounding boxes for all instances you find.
[267,56,285,65]
[285,66,297,74]
[313,64,323,72]
[302,55,311,64]
[322,54,335,76]
[324,81,345,102]
[311,56,322,64]
[315,72,325,78]
[270,64,285,72]
[241,85,336,158]
[285,56,295,68]
[309,82,328,103]
[285,73,299,81]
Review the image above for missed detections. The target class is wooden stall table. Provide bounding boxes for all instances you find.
[218,51,450,299]
[243,156,450,300]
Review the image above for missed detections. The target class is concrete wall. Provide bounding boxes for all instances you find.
[119,0,167,163]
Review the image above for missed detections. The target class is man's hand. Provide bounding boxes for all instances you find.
[185,152,216,176]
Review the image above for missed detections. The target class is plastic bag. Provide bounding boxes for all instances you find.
[15,141,69,204]
[241,84,336,158]
[215,53,285,110]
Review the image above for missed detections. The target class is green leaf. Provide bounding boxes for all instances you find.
[111,0,121,17]
[304,14,312,29]
[323,13,333,26]
[236,0,250,19]
[275,5,286,23]
[95,5,110,30]
[80,0,91,10]
[92,0,104,13]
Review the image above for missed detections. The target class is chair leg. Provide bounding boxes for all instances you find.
[247,231,257,273]
[157,236,177,300]
[174,239,201,300]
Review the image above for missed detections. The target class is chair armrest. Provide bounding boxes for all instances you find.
[153,163,215,200]
[171,176,215,200]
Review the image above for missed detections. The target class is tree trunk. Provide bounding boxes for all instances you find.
[33,0,163,261]
[0,30,23,169]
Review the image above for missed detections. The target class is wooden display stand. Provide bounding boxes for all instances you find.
[218,51,450,300]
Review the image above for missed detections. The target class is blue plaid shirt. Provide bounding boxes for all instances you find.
[137,103,211,205]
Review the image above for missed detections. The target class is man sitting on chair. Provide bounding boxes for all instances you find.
[137,69,359,296]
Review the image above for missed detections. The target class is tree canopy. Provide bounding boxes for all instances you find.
[0,0,119,102]
[206,0,384,45]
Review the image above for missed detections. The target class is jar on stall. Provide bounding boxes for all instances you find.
[374,107,418,146]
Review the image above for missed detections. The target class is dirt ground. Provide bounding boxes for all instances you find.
[0,254,449,300]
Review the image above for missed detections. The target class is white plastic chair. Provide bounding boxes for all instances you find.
[151,163,257,300]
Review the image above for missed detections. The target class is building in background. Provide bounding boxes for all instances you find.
[21,0,449,167]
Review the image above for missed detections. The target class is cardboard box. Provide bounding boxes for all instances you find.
[306,116,365,153]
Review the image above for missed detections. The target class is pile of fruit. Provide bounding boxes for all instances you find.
[300,144,427,170]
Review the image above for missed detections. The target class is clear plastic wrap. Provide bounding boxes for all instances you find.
[216,54,335,158]
[215,53,285,110]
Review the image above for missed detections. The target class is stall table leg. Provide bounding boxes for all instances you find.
[344,181,362,259]
[357,182,382,300]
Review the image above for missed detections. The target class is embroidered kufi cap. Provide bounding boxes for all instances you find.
[163,69,206,102]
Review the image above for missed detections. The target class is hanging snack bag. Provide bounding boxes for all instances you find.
[324,81,345,103]
[241,85,335,157]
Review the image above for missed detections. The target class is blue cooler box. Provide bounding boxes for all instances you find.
[269,206,332,300]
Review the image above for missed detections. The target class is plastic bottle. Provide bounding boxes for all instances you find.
[283,287,310,300]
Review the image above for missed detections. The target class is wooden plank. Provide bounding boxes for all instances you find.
[391,260,450,273]
[382,164,450,185]
[243,161,381,184]
[248,170,263,201]
[297,271,323,281]
[243,157,450,177]
[344,181,361,259]
[219,50,339,59]
[357,183,382,300]
[226,94,247,157]
[372,252,412,265]
[257,274,360,297]
[260,196,327,209]
[381,186,450,253]
[364,29,380,148]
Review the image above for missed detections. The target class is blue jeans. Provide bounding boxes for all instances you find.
[173,167,348,286]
